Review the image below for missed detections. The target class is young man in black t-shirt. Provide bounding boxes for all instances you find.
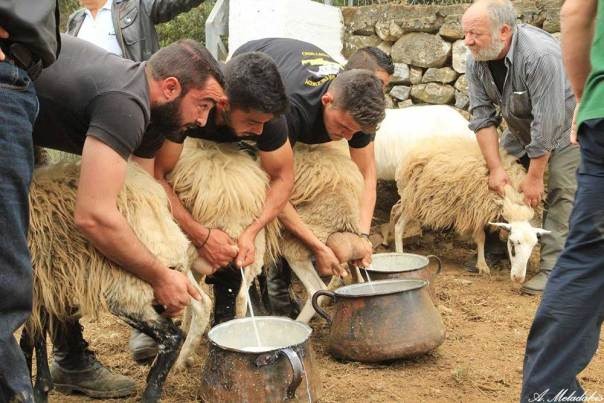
[147,52,293,330]
[32,35,224,398]
[233,38,385,277]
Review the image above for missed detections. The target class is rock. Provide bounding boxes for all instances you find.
[516,2,544,27]
[342,35,382,58]
[454,74,468,93]
[389,85,411,101]
[391,63,410,84]
[384,95,395,109]
[452,40,468,73]
[397,14,445,34]
[455,90,470,109]
[438,15,464,40]
[422,67,458,84]
[410,66,424,85]
[342,6,381,36]
[542,7,560,33]
[391,33,451,68]
[398,99,414,108]
[377,41,392,56]
[410,83,455,104]
[375,20,404,42]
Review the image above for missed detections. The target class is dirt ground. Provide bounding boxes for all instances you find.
[46,182,603,403]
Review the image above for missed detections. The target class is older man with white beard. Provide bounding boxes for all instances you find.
[462,0,579,294]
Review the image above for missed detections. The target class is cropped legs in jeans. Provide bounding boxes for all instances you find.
[0,61,38,403]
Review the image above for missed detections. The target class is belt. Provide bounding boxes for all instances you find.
[1,42,43,81]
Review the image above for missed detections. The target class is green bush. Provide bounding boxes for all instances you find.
[57,0,215,46]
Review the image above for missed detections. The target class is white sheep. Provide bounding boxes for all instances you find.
[283,143,370,323]
[374,105,475,181]
[393,136,548,283]
[24,161,211,402]
[168,139,280,319]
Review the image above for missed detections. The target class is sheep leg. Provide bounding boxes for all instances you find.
[380,223,392,247]
[394,214,407,253]
[289,259,328,324]
[235,265,261,317]
[473,229,491,275]
[174,272,212,371]
[19,327,34,377]
[115,310,184,403]
[33,319,52,403]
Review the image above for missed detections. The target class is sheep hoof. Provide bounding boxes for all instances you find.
[477,265,491,276]
[173,357,193,373]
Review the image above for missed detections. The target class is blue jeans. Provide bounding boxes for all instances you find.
[0,61,38,403]
[521,118,604,402]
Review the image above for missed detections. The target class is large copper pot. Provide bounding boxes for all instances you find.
[200,317,320,402]
[312,279,445,362]
[361,253,442,300]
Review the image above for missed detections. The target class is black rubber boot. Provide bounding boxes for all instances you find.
[50,318,135,398]
[265,258,302,319]
[206,264,242,326]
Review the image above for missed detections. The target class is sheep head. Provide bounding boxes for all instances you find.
[489,221,550,284]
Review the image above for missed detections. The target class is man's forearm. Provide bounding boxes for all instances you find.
[476,126,503,170]
[527,153,550,180]
[561,0,596,100]
[279,202,324,252]
[75,207,168,286]
[157,177,209,246]
[358,178,376,234]
[244,174,292,237]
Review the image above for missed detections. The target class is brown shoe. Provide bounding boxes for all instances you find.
[520,271,550,295]
[50,359,136,398]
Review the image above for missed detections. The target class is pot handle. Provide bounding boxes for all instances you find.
[311,290,335,325]
[256,347,304,400]
[426,255,442,278]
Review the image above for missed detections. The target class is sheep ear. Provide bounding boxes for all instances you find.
[489,222,512,231]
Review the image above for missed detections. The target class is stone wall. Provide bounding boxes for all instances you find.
[341,0,563,115]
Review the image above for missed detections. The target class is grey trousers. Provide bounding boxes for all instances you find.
[539,143,580,272]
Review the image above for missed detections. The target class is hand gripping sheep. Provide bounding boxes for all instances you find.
[169,140,370,325]
[168,139,280,321]
[281,144,372,323]
[22,162,211,403]
[392,136,549,284]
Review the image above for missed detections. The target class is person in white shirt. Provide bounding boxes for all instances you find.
[66,0,205,61]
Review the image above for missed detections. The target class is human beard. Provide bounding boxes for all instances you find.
[147,95,187,142]
[471,34,505,61]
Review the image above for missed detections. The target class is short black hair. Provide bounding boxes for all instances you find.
[328,69,386,133]
[148,39,225,94]
[345,47,395,75]
[224,52,288,116]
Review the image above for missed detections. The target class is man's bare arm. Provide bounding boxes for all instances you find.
[236,140,294,267]
[561,0,597,101]
[153,139,237,269]
[349,143,377,234]
[476,126,511,195]
[76,136,200,316]
[279,202,347,277]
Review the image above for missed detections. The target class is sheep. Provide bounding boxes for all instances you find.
[169,140,370,325]
[167,139,280,320]
[393,136,549,283]
[374,105,475,181]
[282,143,371,323]
[23,161,211,403]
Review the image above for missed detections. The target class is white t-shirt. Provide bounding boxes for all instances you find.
[77,0,123,57]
